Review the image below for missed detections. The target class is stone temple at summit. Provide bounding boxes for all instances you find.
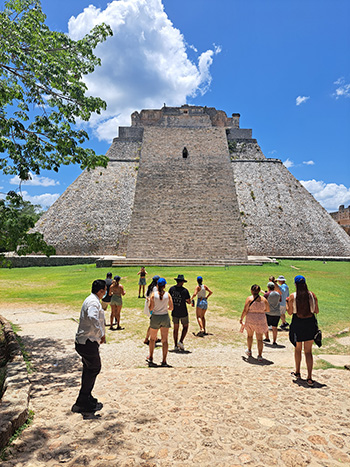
[34,105,350,261]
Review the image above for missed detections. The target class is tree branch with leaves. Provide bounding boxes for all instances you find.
[0,0,113,261]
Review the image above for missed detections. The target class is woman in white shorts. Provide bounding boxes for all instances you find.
[146,278,173,367]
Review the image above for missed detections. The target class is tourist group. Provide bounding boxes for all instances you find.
[71,270,319,414]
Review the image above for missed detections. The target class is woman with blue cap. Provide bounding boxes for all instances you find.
[146,278,173,367]
[191,276,213,337]
[143,275,160,345]
[287,275,319,386]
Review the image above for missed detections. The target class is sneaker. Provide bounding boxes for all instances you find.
[272,342,278,347]
[257,355,263,362]
[268,325,272,331]
[245,349,252,357]
[263,338,270,343]
[177,342,185,351]
[280,323,289,330]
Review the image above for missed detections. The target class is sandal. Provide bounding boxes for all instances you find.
[307,379,314,387]
[291,371,301,379]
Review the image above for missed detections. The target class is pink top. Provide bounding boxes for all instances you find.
[249,299,266,313]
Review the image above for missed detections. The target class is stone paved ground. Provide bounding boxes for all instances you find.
[1,305,350,467]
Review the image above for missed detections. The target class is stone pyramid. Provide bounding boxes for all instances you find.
[34,105,350,259]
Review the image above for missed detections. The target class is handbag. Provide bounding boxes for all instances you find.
[314,317,322,347]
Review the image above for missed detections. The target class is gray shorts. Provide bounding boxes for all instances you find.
[150,313,171,329]
[172,315,189,326]
[139,278,146,286]
[111,294,122,306]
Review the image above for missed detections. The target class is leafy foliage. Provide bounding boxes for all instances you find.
[0,0,113,261]
[0,0,113,181]
[0,191,55,264]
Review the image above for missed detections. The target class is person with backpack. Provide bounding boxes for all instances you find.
[240,284,269,362]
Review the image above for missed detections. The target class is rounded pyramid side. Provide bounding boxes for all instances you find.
[233,159,350,256]
[34,161,138,255]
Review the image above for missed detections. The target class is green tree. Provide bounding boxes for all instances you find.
[0,191,55,265]
[0,0,113,261]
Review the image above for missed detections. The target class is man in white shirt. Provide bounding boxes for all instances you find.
[72,279,106,414]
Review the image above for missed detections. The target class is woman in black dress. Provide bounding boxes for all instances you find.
[287,275,319,386]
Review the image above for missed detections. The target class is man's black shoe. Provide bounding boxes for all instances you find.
[71,401,103,413]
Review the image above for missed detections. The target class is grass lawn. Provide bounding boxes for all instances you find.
[0,260,349,333]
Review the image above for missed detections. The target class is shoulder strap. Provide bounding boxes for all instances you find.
[248,295,259,308]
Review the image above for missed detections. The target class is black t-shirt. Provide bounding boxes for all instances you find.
[169,285,190,318]
[102,278,113,302]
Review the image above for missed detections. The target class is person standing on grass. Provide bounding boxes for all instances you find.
[263,281,281,346]
[277,275,290,330]
[146,278,173,367]
[101,272,113,324]
[109,275,125,330]
[144,275,160,345]
[137,266,147,298]
[240,284,269,361]
[287,275,319,387]
[72,279,106,414]
[191,276,213,336]
[169,274,191,351]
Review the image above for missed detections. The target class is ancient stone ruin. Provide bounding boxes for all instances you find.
[34,105,350,260]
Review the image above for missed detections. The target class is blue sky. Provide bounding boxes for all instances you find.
[1,0,349,211]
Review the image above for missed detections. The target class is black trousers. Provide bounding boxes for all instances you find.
[75,339,101,405]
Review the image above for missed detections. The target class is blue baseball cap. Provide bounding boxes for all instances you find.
[152,275,160,281]
[294,275,305,284]
[157,278,167,287]
[197,276,203,281]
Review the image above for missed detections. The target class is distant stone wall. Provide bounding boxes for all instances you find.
[232,160,350,256]
[330,205,350,235]
[34,161,138,255]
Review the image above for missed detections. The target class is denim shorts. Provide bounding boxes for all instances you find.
[197,298,208,310]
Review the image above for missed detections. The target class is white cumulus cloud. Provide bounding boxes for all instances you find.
[300,179,350,211]
[296,96,310,106]
[10,173,59,187]
[333,77,350,99]
[68,0,220,142]
[21,191,60,209]
[283,158,294,168]
[303,160,315,166]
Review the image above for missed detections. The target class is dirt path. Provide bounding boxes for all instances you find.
[1,305,350,467]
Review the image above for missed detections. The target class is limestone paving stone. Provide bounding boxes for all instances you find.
[1,303,350,467]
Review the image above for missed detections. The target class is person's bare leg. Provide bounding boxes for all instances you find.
[294,342,302,375]
[116,305,122,328]
[173,323,179,348]
[160,327,169,364]
[148,328,158,362]
[201,310,206,334]
[138,285,141,297]
[256,333,263,357]
[180,324,188,345]
[304,340,314,380]
[144,326,151,344]
[110,305,116,328]
[196,307,203,332]
[272,326,278,344]
[247,331,253,352]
